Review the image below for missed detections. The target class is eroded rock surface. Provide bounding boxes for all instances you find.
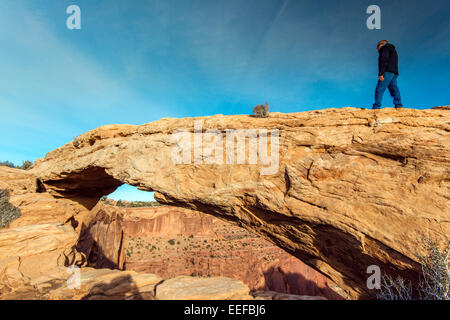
[0,223,80,295]
[0,266,162,300]
[31,108,450,298]
[77,203,126,269]
[0,166,38,196]
[0,167,90,231]
[155,275,252,300]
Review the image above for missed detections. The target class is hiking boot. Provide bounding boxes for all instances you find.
[395,105,403,109]
[372,106,381,110]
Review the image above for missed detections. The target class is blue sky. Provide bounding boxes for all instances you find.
[1,0,449,200]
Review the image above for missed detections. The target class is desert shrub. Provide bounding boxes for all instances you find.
[0,189,21,228]
[252,101,269,118]
[116,200,125,207]
[17,160,33,170]
[113,200,162,208]
[0,161,15,168]
[377,238,449,300]
[417,238,449,300]
[0,160,33,170]
[168,239,175,245]
[129,201,162,207]
[377,275,414,300]
[73,136,81,148]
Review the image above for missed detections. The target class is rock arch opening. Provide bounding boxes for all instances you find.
[77,186,343,299]
[38,167,125,210]
[107,184,157,203]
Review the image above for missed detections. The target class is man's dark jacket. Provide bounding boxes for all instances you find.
[378,43,399,76]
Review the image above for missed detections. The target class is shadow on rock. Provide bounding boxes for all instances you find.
[262,265,343,300]
[82,274,148,300]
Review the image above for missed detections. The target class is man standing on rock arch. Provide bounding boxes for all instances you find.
[372,40,403,110]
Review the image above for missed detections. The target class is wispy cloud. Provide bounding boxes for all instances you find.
[0,2,173,162]
[0,4,128,109]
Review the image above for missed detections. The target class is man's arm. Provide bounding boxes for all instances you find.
[378,48,390,79]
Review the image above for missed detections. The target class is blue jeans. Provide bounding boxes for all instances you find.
[373,72,403,109]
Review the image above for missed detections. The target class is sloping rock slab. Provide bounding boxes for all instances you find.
[155,275,252,300]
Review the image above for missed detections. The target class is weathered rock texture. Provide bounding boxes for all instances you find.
[0,266,162,300]
[0,167,89,231]
[77,203,126,269]
[0,223,81,294]
[78,203,341,299]
[31,108,450,299]
[155,275,252,300]
[0,264,258,300]
[0,166,38,196]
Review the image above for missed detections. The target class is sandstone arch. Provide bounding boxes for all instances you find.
[31,108,450,299]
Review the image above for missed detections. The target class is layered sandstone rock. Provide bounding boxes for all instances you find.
[1,266,255,300]
[7,193,89,229]
[122,206,214,237]
[0,168,89,296]
[0,166,37,196]
[0,267,162,300]
[78,203,341,299]
[0,166,89,231]
[76,203,125,269]
[0,223,81,295]
[155,275,251,300]
[31,107,450,298]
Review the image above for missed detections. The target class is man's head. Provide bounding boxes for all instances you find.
[377,40,388,51]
